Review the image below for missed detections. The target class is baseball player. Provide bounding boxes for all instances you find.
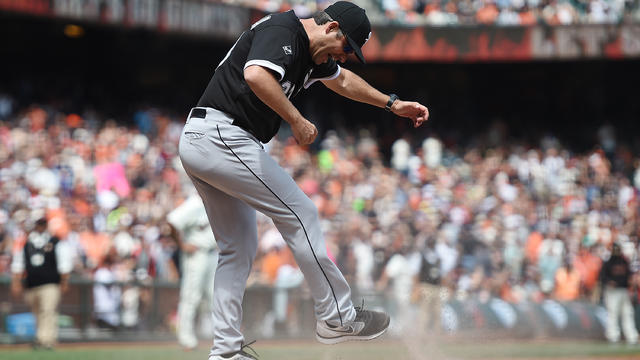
[167,194,219,350]
[178,2,429,359]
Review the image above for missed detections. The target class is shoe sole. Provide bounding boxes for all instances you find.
[315,325,389,345]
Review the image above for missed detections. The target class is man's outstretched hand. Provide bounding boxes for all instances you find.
[392,101,429,128]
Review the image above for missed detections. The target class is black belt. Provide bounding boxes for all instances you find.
[190,108,206,119]
[189,108,261,141]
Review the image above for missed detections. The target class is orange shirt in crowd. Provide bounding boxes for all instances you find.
[573,250,602,292]
[519,10,537,26]
[476,4,499,24]
[260,247,297,284]
[398,0,415,11]
[47,208,70,239]
[72,198,93,217]
[79,231,111,268]
[554,267,581,301]
[500,282,519,303]
[65,114,83,128]
[261,249,286,285]
[525,231,543,264]
[423,2,440,16]
[283,137,305,163]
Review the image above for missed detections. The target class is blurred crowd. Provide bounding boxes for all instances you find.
[371,0,640,26]
[1,92,640,331]
[224,0,640,26]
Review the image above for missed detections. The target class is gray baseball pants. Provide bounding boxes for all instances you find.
[178,107,356,356]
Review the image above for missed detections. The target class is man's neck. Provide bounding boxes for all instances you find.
[300,18,316,49]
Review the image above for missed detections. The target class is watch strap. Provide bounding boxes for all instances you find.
[385,94,398,112]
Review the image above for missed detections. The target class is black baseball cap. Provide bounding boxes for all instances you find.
[324,1,371,64]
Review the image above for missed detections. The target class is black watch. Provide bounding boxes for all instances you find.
[385,94,399,112]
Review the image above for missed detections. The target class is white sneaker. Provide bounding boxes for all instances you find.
[316,307,390,344]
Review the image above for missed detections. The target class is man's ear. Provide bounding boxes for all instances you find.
[326,21,340,34]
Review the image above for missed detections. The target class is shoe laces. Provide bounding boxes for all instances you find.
[239,340,259,359]
[355,299,366,312]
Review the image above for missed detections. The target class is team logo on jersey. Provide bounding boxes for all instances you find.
[282,45,292,55]
[30,253,45,267]
[364,32,372,45]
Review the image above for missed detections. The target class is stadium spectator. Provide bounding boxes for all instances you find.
[518,4,538,24]
[93,251,122,330]
[376,223,419,334]
[538,229,564,294]
[0,211,10,273]
[600,242,639,344]
[166,193,218,350]
[255,225,304,336]
[412,235,445,335]
[10,218,72,349]
[573,243,603,301]
[553,258,581,301]
[477,0,501,24]
[78,218,112,269]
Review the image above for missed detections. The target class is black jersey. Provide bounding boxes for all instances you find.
[418,249,441,285]
[197,11,340,143]
[24,235,61,288]
[601,254,632,288]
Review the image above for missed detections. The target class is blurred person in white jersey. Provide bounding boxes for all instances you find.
[168,194,219,350]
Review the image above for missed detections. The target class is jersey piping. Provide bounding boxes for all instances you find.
[304,66,341,89]
[244,60,285,81]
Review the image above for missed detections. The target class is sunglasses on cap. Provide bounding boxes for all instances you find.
[343,43,354,55]
[338,28,355,54]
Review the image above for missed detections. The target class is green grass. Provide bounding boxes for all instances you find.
[1,339,640,360]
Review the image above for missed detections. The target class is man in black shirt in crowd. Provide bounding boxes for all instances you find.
[413,236,444,337]
[11,218,72,349]
[178,2,429,359]
[600,242,638,344]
